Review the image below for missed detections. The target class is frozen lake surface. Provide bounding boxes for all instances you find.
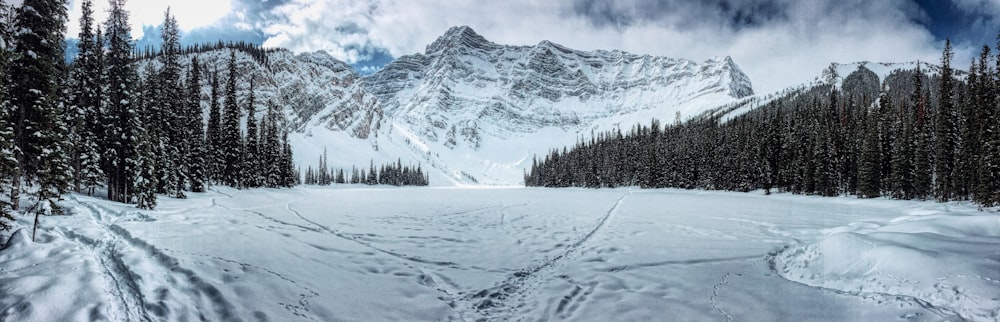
[1,187,998,321]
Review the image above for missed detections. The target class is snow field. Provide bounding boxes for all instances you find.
[1,187,997,321]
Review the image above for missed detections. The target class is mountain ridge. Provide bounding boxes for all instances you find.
[364,26,754,150]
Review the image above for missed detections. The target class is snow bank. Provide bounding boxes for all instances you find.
[773,210,1000,321]
[2,228,31,251]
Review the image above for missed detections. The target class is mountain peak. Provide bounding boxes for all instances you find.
[702,56,753,98]
[426,25,494,54]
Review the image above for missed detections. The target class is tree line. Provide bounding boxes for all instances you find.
[303,148,429,186]
[527,39,1000,207]
[0,0,297,239]
[135,40,280,68]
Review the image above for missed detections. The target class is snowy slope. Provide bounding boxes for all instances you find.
[2,188,997,321]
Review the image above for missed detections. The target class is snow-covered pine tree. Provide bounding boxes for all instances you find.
[972,46,994,200]
[912,68,933,201]
[140,61,168,194]
[7,0,70,227]
[367,160,377,185]
[205,68,222,183]
[318,146,329,185]
[67,0,103,195]
[260,101,281,187]
[934,39,958,201]
[220,50,243,188]
[0,2,17,234]
[279,130,296,187]
[243,78,261,187]
[858,103,881,198]
[133,75,158,209]
[890,99,913,199]
[104,0,139,203]
[186,56,206,192]
[976,41,1000,205]
[159,8,186,198]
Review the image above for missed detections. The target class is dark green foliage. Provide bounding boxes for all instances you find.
[527,51,1000,208]
[304,158,429,186]
[7,0,72,234]
[243,79,261,187]
[104,0,139,203]
[220,51,243,188]
[186,57,206,192]
[206,69,222,183]
[0,0,298,222]
[934,40,958,201]
[67,0,103,195]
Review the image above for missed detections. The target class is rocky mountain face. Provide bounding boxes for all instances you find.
[364,26,753,149]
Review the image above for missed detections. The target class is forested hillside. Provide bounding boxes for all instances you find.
[527,40,1000,206]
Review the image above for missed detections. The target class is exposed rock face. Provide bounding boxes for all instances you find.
[364,26,754,147]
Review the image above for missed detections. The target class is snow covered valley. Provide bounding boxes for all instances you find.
[1,187,998,321]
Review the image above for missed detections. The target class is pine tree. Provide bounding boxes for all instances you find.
[159,8,186,198]
[133,76,158,209]
[220,51,243,188]
[140,61,168,195]
[279,130,296,187]
[934,39,958,201]
[368,160,378,184]
[976,37,1000,205]
[260,101,281,187]
[103,0,140,204]
[912,68,932,200]
[318,146,329,185]
[205,69,222,183]
[890,100,913,199]
[186,56,206,192]
[858,106,880,198]
[0,1,16,234]
[244,78,260,187]
[67,0,103,195]
[7,0,71,228]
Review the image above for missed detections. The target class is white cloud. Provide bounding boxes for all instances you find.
[258,0,956,94]
[66,0,232,40]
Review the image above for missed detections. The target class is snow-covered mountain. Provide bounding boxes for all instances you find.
[153,26,755,185]
[365,26,752,148]
[356,26,753,184]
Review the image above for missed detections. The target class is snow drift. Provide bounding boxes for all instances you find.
[773,207,1000,321]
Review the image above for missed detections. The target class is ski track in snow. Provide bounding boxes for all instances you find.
[463,190,631,321]
[209,188,534,319]
[62,195,241,322]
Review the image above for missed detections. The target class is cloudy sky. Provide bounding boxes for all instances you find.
[63,0,1000,94]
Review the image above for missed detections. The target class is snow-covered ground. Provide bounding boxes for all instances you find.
[1,187,998,321]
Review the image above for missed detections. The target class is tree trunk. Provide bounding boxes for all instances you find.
[10,166,20,209]
[31,208,39,242]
